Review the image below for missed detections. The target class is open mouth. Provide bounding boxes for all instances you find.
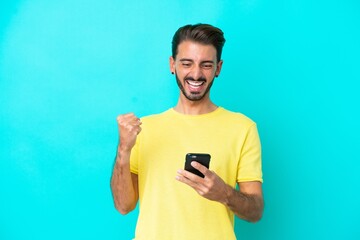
[186,80,205,91]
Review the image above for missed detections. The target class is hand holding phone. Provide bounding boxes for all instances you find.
[184,153,211,178]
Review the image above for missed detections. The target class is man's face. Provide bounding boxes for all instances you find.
[170,41,223,101]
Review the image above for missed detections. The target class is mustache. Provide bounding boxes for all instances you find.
[184,76,207,82]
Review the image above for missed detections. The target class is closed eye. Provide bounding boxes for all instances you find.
[202,64,214,69]
[204,64,213,68]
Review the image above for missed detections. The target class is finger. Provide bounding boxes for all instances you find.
[122,112,136,118]
[117,116,141,128]
[176,170,201,189]
[117,113,139,122]
[176,170,209,196]
[126,124,142,134]
[191,161,211,177]
[130,118,142,125]
[117,113,132,122]
[135,126,142,135]
[177,169,203,183]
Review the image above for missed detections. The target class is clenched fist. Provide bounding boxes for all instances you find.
[117,113,142,153]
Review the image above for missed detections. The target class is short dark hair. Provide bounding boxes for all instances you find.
[172,23,226,62]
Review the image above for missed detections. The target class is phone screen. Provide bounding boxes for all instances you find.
[184,153,211,178]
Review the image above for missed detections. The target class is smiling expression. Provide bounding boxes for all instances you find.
[170,41,223,101]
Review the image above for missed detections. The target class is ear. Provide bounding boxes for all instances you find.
[169,56,176,74]
[215,60,223,77]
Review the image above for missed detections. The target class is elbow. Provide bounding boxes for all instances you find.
[248,196,264,223]
[110,183,137,215]
[236,209,263,223]
[248,211,263,223]
[111,188,137,215]
[117,208,133,216]
[114,201,136,215]
[247,203,264,223]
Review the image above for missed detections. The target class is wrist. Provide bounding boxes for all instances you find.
[116,146,131,163]
[220,185,234,206]
[117,144,132,155]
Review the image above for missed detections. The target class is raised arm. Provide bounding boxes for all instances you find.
[110,113,141,215]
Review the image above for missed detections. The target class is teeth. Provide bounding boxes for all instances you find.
[187,80,204,86]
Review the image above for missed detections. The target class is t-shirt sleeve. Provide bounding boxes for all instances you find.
[237,123,263,183]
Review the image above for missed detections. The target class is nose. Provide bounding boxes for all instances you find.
[191,66,203,80]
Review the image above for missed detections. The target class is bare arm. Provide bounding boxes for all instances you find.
[222,181,263,222]
[110,113,141,215]
[176,161,264,222]
[111,150,139,215]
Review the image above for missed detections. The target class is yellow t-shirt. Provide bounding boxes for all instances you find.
[130,107,262,240]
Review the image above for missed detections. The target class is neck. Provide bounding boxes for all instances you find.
[173,95,218,115]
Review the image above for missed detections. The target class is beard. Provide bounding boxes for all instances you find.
[175,73,215,101]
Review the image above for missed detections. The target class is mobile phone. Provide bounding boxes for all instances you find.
[184,153,211,178]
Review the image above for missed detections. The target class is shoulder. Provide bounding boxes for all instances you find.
[219,107,256,128]
[140,109,173,124]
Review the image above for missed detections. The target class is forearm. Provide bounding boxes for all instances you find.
[222,185,264,222]
[110,150,138,215]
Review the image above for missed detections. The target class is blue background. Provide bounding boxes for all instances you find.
[1,0,359,239]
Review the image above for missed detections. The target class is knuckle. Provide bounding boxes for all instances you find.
[117,116,125,123]
[199,189,208,196]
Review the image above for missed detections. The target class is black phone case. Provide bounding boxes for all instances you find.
[185,153,211,178]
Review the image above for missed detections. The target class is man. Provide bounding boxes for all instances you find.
[111,23,264,240]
